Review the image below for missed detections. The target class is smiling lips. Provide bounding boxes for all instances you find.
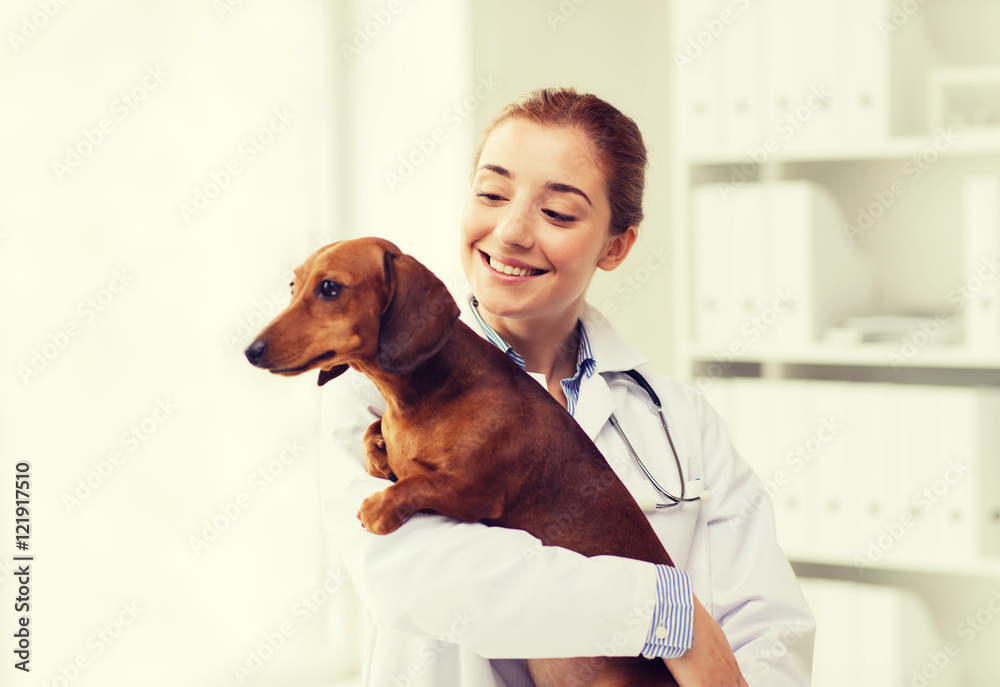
[482,251,547,278]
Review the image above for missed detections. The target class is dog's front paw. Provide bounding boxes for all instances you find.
[364,453,396,481]
[363,422,395,480]
[358,491,405,535]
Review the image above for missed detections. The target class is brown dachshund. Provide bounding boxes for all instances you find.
[245,237,679,686]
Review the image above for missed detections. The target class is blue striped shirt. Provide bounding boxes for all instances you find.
[468,296,695,659]
[470,296,595,415]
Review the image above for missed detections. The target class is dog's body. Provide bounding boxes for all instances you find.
[246,237,679,686]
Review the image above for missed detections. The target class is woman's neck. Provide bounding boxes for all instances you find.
[479,306,583,406]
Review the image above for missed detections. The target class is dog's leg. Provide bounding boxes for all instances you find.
[358,472,504,535]
[362,420,396,481]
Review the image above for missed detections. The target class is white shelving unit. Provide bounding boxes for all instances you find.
[670,1,1000,684]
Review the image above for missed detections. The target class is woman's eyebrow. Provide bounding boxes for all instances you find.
[479,163,512,178]
[546,182,592,207]
[477,164,593,207]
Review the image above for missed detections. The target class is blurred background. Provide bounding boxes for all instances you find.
[1,0,999,685]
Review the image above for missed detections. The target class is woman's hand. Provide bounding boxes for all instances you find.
[664,596,748,687]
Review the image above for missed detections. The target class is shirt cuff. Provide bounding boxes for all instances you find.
[640,565,695,659]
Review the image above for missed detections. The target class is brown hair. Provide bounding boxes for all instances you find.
[472,87,647,236]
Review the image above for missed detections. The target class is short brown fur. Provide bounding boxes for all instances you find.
[246,237,679,686]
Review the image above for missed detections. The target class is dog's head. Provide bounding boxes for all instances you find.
[245,237,460,385]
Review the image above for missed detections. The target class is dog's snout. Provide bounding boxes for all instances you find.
[245,339,267,367]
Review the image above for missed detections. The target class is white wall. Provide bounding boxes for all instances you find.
[0,1,356,685]
[338,0,475,292]
[469,0,676,373]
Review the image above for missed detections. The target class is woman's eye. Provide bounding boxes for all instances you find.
[544,209,576,223]
[476,192,506,202]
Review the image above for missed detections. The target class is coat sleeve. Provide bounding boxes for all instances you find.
[319,369,665,660]
[692,388,816,686]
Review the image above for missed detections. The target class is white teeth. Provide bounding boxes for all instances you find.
[488,256,542,277]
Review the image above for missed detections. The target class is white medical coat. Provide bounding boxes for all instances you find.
[320,299,815,687]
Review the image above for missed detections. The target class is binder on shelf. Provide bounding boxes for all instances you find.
[762,0,842,147]
[675,0,896,151]
[730,183,768,338]
[932,387,978,560]
[767,181,874,347]
[932,387,1000,560]
[690,181,873,350]
[673,0,725,153]
[851,384,898,558]
[809,382,853,556]
[730,379,768,476]
[691,184,736,349]
[719,0,764,151]
[699,376,735,430]
[773,381,818,554]
[717,379,1000,568]
[801,578,959,687]
[961,175,1000,350]
[843,0,892,140]
[893,387,937,561]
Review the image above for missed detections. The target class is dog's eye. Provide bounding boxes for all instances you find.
[318,280,342,299]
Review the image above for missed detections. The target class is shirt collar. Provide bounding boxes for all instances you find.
[468,295,597,415]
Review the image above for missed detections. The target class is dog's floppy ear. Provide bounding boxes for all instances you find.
[317,364,349,387]
[378,251,460,374]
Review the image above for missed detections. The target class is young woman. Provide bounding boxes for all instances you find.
[321,87,815,687]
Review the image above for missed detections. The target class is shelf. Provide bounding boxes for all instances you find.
[790,552,1000,580]
[685,129,1000,166]
[688,344,1000,370]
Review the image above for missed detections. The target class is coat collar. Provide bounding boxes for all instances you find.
[459,295,650,440]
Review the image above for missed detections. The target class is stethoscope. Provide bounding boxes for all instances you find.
[608,370,713,511]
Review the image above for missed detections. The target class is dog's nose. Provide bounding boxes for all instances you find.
[245,339,267,367]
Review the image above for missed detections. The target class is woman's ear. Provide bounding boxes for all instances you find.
[597,225,639,272]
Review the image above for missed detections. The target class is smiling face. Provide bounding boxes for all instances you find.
[460,118,636,329]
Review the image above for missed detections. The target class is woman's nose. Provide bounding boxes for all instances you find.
[492,199,535,248]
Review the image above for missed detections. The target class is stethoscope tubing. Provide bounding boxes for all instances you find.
[611,370,706,509]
